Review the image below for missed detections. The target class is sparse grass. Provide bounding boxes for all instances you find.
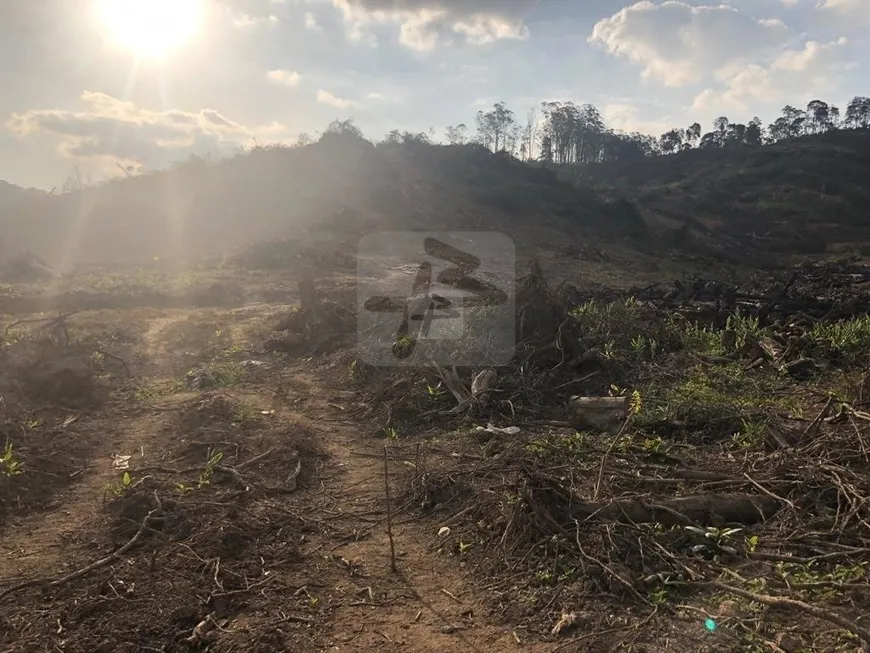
[726,309,764,349]
[132,379,186,402]
[631,359,803,444]
[197,449,223,487]
[773,560,866,598]
[213,361,245,386]
[729,417,769,450]
[61,269,198,296]
[1,441,23,477]
[232,403,257,426]
[570,296,641,342]
[809,315,870,360]
[524,431,591,461]
[176,448,225,493]
[103,471,134,498]
[185,361,246,389]
[681,321,728,356]
[392,334,416,358]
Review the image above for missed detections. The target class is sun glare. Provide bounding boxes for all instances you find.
[95,0,202,59]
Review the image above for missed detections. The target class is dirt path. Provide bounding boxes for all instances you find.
[0,310,191,582]
[284,370,547,652]
[1,305,547,652]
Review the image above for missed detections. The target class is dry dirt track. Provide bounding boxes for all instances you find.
[0,304,551,652]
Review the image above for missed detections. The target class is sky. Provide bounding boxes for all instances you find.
[0,0,867,189]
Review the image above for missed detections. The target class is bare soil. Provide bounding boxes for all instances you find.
[0,295,553,653]
[2,256,870,653]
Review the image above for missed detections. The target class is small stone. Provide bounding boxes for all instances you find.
[775,633,802,653]
[717,599,741,618]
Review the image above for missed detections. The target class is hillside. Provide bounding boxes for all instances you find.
[4,128,870,277]
[0,180,42,210]
[0,135,645,271]
[573,128,870,255]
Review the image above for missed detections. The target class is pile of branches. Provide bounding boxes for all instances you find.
[396,395,870,647]
[634,259,870,323]
[371,259,870,647]
[361,258,870,434]
[357,259,664,427]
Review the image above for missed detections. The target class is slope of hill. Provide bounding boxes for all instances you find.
[0,180,42,210]
[572,128,870,255]
[4,128,868,274]
[0,136,645,270]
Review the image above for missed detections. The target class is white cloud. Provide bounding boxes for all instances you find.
[693,37,854,113]
[331,0,533,49]
[232,13,279,29]
[304,11,322,31]
[819,0,869,15]
[317,89,359,109]
[601,103,673,135]
[773,37,850,71]
[452,14,529,45]
[5,92,289,168]
[589,1,789,87]
[397,8,446,50]
[266,69,302,87]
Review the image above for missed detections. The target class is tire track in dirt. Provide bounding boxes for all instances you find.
[0,310,196,583]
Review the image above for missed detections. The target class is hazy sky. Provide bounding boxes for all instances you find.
[0,0,866,189]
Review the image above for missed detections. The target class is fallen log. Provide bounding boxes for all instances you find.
[567,396,628,435]
[564,493,781,527]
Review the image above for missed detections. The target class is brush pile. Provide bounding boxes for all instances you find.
[365,259,870,650]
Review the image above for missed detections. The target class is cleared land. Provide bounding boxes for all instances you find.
[2,136,870,652]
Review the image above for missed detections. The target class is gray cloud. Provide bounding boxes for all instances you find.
[336,0,535,16]
[332,0,537,49]
[6,91,290,170]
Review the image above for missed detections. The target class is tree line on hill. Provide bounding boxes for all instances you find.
[437,96,870,165]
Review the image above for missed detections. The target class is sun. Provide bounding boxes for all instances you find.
[95,0,202,59]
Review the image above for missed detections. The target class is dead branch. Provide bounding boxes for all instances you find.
[0,492,162,600]
[742,473,796,511]
[713,582,870,652]
[384,446,397,573]
[4,311,79,334]
[236,448,275,470]
[98,350,132,377]
[593,414,632,500]
[757,269,798,325]
[572,494,781,526]
[573,519,650,605]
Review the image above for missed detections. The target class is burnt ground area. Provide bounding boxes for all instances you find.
[1,258,870,653]
[355,259,870,653]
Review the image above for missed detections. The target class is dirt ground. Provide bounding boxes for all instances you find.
[0,288,557,653]
[2,255,870,653]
